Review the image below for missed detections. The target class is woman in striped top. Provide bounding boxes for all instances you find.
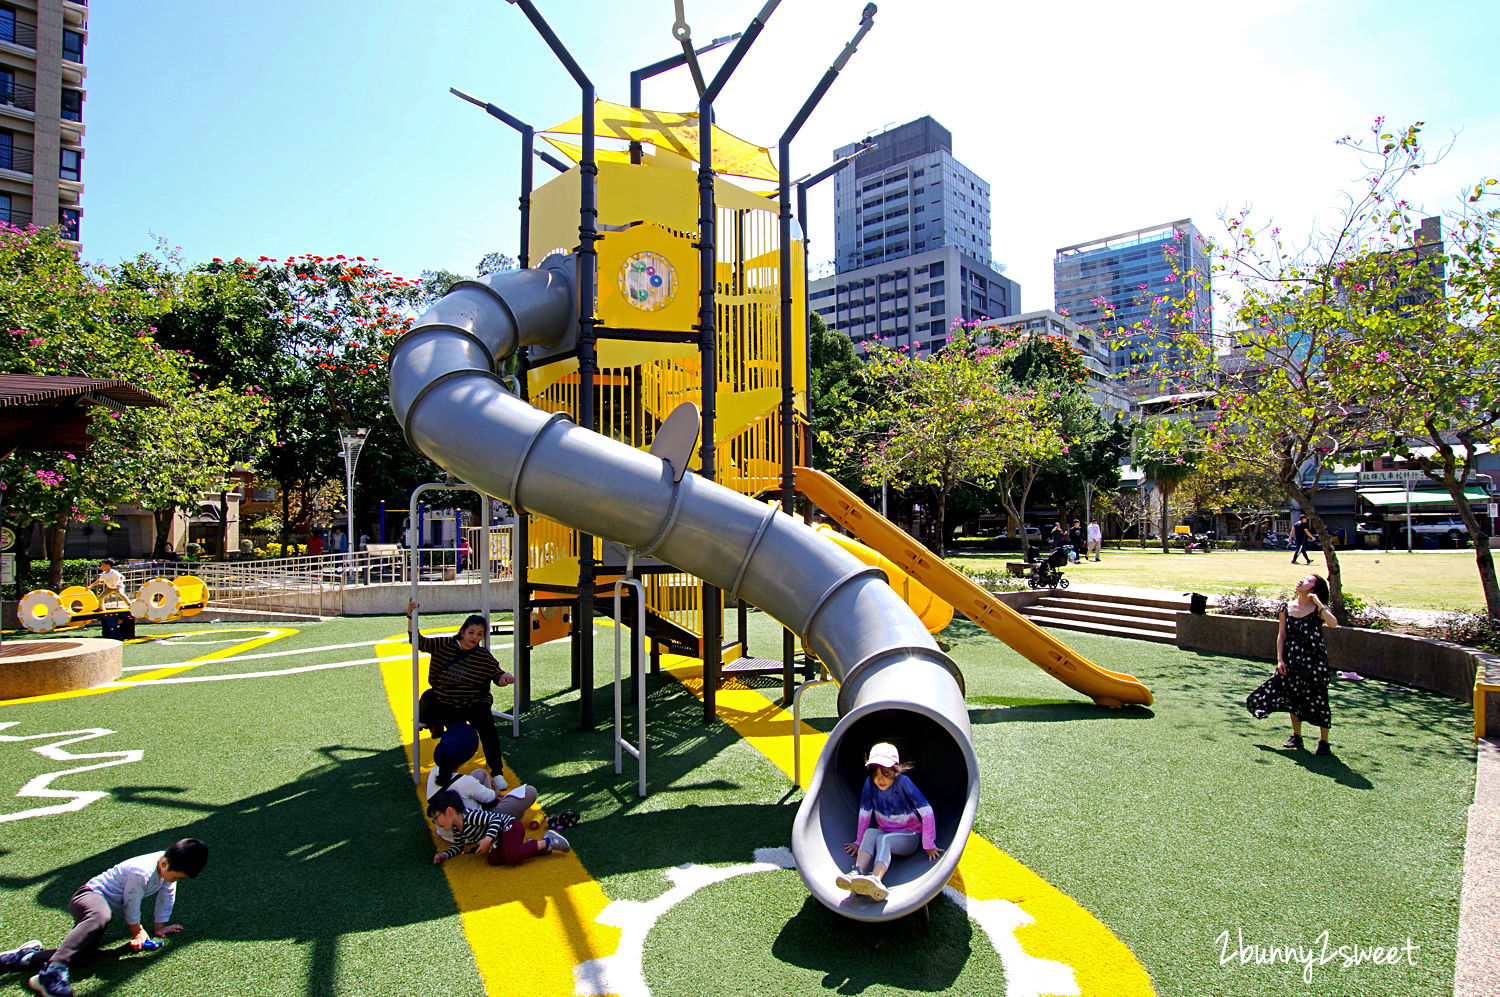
[409,599,514,784]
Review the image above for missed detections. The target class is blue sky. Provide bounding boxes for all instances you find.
[81,0,1497,311]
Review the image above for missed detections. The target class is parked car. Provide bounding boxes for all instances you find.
[1407,519,1469,542]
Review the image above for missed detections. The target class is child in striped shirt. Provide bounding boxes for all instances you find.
[835,742,942,902]
[426,791,569,866]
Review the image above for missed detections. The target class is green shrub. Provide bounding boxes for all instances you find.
[1421,610,1500,653]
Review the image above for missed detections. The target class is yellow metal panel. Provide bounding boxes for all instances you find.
[791,234,807,414]
[597,223,701,333]
[528,166,583,265]
[597,340,696,371]
[528,557,580,587]
[541,99,779,182]
[598,160,699,234]
[527,356,579,399]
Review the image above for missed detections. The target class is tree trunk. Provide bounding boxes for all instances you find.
[153,506,176,557]
[1158,484,1173,554]
[1285,485,1345,622]
[218,490,230,559]
[47,521,66,590]
[280,488,292,549]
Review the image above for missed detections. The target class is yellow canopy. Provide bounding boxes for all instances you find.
[540,99,779,182]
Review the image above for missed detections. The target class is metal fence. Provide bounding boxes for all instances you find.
[122,528,514,617]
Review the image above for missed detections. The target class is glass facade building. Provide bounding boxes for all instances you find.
[1053,219,1211,376]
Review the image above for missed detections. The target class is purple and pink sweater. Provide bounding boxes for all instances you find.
[854,773,937,851]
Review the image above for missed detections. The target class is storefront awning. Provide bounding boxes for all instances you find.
[1357,487,1489,508]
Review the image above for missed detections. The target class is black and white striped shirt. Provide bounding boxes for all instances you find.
[415,633,505,708]
[438,806,516,861]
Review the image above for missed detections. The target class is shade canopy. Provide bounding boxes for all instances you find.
[1357,487,1489,508]
[540,99,779,182]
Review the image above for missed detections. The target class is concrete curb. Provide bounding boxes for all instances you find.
[1455,737,1500,997]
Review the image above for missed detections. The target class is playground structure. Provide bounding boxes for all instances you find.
[390,0,1150,920]
[16,575,208,634]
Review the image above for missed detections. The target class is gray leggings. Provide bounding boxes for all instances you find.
[53,887,112,963]
[859,827,921,868]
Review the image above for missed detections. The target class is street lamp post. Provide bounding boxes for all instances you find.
[339,428,369,574]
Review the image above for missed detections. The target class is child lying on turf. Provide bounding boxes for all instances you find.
[1,838,208,997]
[426,790,569,867]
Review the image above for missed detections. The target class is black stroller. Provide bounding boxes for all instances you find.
[1027,547,1070,589]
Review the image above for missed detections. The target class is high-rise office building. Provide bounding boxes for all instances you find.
[1053,219,1211,376]
[0,1,87,244]
[811,116,1019,356]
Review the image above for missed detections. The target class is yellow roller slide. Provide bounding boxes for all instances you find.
[793,466,1152,707]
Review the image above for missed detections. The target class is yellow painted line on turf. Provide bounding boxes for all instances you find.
[375,632,620,997]
[0,629,297,705]
[660,651,1156,997]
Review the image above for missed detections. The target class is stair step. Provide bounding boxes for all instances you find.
[1033,597,1181,622]
[1051,590,1192,612]
[1025,606,1176,633]
[721,656,791,675]
[1021,613,1179,644]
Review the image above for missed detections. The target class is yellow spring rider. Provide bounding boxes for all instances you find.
[18,576,209,634]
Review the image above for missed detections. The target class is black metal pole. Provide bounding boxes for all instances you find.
[774,4,876,703]
[505,0,598,731]
[694,0,781,724]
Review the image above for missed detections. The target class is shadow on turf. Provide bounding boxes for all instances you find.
[771,894,975,994]
[1252,743,1375,788]
[0,743,467,997]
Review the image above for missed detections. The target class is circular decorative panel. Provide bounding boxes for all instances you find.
[619,251,676,312]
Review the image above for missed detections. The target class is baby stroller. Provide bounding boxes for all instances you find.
[1027,547,1070,589]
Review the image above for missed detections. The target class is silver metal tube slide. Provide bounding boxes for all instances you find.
[388,269,978,921]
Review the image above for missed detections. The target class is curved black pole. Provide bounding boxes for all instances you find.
[775,3,876,702]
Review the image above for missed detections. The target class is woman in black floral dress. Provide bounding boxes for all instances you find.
[1246,574,1339,755]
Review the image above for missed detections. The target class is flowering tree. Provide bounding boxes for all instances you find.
[830,331,1063,555]
[1350,168,1500,614]
[124,250,429,546]
[0,225,266,584]
[1133,120,1454,615]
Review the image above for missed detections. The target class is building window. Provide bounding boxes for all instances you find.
[59,148,81,181]
[58,207,79,240]
[929,261,944,277]
[62,29,84,63]
[0,192,9,224]
[61,88,82,122]
[929,280,944,295]
[931,299,944,316]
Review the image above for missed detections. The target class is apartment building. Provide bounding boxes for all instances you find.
[0,0,86,243]
[811,116,1019,356]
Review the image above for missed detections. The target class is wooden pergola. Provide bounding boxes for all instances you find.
[0,374,165,461]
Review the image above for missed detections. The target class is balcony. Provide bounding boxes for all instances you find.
[0,18,38,50]
[0,146,34,175]
[1,206,32,227]
[0,81,36,114]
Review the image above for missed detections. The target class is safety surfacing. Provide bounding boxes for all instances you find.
[0,610,1475,996]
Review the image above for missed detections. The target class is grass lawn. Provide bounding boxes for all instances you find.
[948,546,1492,612]
[0,607,1476,996]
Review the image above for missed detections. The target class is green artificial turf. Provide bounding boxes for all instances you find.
[0,608,1477,997]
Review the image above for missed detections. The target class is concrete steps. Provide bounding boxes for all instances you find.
[1020,589,1190,644]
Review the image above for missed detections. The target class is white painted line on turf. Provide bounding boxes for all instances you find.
[107,646,516,686]
[0,724,143,823]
